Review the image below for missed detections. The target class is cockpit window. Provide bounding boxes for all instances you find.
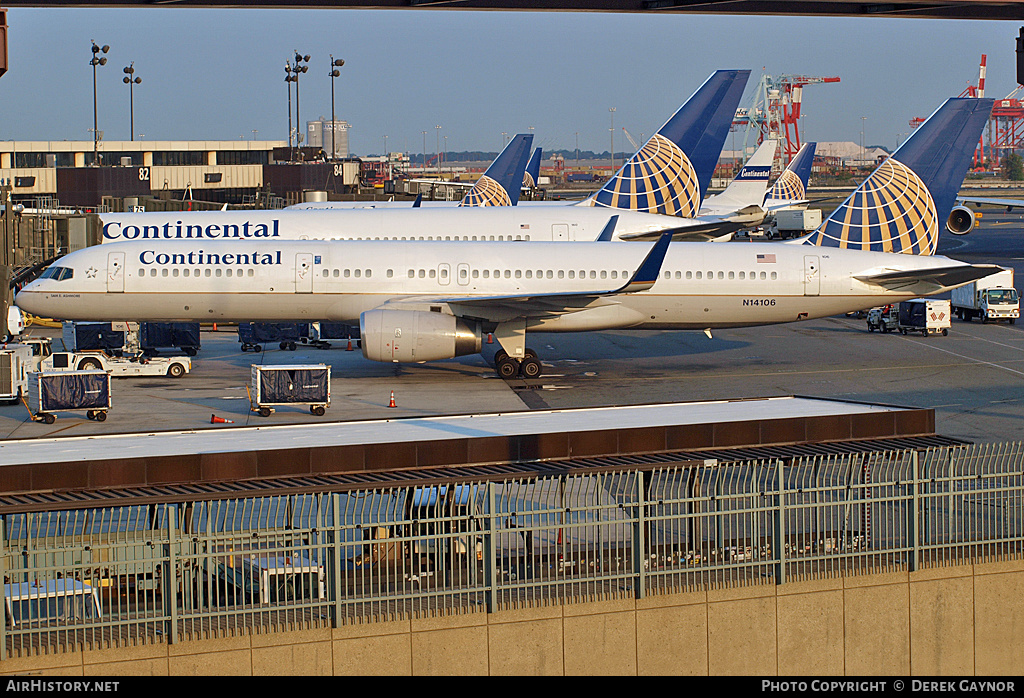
[40,266,73,281]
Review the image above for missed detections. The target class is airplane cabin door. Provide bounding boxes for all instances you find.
[552,224,569,241]
[457,263,470,286]
[107,252,125,293]
[803,255,820,296]
[438,263,451,286]
[295,253,313,294]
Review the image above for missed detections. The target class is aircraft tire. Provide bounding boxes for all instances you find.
[520,357,542,379]
[496,357,520,379]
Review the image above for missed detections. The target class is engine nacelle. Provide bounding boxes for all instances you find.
[360,309,481,363]
[946,205,976,235]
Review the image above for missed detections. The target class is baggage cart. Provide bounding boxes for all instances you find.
[26,370,111,424]
[237,323,310,352]
[0,344,33,403]
[249,364,330,417]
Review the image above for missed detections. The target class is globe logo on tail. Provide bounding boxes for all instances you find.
[769,169,805,202]
[592,134,701,218]
[804,158,938,255]
[460,175,513,207]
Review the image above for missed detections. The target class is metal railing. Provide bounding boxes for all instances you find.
[1,442,1022,658]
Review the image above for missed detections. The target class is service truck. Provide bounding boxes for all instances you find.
[766,208,822,240]
[951,268,1019,324]
[40,349,190,378]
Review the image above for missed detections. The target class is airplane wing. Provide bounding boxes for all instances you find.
[855,264,1003,292]
[378,233,672,323]
[957,195,1024,212]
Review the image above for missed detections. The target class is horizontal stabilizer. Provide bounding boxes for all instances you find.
[855,264,1003,291]
[619,220,746,242]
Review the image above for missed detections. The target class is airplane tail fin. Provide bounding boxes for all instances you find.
[584,69,750,217]
[769,142,816,202]
[459,133,534,207]
[803,98,993,255]
[711,139,776,207]
[523,148,542,189]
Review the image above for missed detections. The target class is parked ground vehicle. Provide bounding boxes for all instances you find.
[951,268,1019,323]
[0,344,33,403]
[898,299,951,336]
[237,323,320,352]
[866,305,899,333]
[767,208,822,239]
[40,351,190,378]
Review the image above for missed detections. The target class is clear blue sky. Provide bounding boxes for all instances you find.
[0,8,1014,156]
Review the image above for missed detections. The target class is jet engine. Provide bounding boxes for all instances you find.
[360,309,482,363]
[946,205,976,235]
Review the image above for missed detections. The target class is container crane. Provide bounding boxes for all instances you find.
[733,72,840,169]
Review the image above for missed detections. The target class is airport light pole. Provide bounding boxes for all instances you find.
[609,107,616,174]
[421,130,426,174]
[860,116,866,167]
[329,55,344,160]
[122,62,141,142]
[292,52,310,160]
[435,125,441,178]
[89,40,109,166]
[285,64,295,159]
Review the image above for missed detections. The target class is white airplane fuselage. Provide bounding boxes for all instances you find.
[19,238,969,332]
[98,207,682,244]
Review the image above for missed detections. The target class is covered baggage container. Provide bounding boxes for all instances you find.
[237,323,310,352]
[27,370,111,423]
[140,322,201,356]
[250,364,330,417]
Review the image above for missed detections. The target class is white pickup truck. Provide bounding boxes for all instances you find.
[40,351,190,378]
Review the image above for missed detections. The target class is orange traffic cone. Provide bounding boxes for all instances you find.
[211,414,234,424]
[212,323,218,332]
[346,337,353,351]
[387,391,397,408]
[487,333,493,344]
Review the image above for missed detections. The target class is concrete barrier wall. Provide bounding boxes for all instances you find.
[2,559,1021,676]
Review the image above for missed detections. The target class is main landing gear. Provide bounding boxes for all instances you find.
[493,348,543,379]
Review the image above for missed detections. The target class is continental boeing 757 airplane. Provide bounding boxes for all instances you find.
[18,98,997,380]
[99,70,753,244]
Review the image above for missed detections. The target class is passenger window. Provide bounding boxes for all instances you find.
[345,269,351,278]
[387,269,394,278]
[418,270,425,278]
[429,269,436,278]
[696,272,702,279]
[739,272,745,280]
[483,270,490,278]
[686,271,692,279]
[248,269,254,277]
[354,269,361,278]
[771,272,777,280]
[204,269,211,277]
[162,269,169,277]
[515,270,522,279]
[568,271,575,279]
[728,272,734,280]
[760,272,767,280]
[558,271,564,279]
[504,270,511,279]
[366,269,372,278]
[408,270,415,278]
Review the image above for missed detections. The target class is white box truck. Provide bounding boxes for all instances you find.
[767,208,822,239]
[951,269,1019,324]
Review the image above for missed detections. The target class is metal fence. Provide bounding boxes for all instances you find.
[2,442,1022,658]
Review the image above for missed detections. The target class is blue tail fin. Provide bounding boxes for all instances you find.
[460,134,534,207]
[804,98,993,255]
[523,148,542,189]
[586,70,750,217]
[769,142,816,202]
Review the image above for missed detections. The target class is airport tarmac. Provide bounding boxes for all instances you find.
[1,211,1022,445]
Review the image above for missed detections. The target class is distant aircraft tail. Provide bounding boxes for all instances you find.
[803,98,993,255]
[583,69,751,217]
[710,139,776,208]
[768,142,816,202]
[523,148,542,189]
[460,133,534,207]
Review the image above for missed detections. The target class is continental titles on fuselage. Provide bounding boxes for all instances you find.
[104,220,281,241]
[139,250,284,266]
